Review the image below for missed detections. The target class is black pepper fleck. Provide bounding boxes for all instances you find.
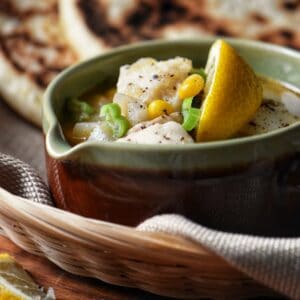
[262,102,275,112]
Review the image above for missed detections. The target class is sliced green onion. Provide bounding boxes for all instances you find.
[100,102,130,138]
[190,68,207,81]
[67,98,95,121]
[67,98,94,114]
[181,97,201,131]
[100,103,121,119]
[182,107,201,131]
[182,97,193,113]
[111,116,130,138]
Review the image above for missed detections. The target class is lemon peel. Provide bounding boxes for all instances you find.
[196,40,263,142]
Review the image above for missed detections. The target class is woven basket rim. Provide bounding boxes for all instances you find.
[0,187,279,299]
[0,188,213,258]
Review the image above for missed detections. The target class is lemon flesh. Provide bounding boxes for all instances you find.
[0,253,53,300]
[196,40,263,142]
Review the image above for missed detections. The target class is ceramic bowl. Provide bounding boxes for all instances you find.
[43,38,300,236]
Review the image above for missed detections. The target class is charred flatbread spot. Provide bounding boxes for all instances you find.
[126,1,153,27]
[0,0,76,125]
[279,29,295,39]
[281,0,300,11]
[0,0,57,19]
[259,28,300,49]
[251,13,268,24]
[77,0,129,47]
[0,0,18,16]
[190,14,210,26]
[214,27,234,37]
[0,32,74,88]
[73,0,299,51]
[0,0,76,89]
[158,1,188,25]
[77,0,210,46]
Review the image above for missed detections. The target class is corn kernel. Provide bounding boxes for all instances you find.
[148,99,173,119]
[178,74,205,100]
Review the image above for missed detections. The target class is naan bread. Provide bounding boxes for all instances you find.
[60,0,300,60]
[0,0,76,126]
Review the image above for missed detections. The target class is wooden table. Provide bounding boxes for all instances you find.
[0,235,171,300]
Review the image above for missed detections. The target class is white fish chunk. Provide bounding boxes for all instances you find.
[114,57,192,125]
[113,93,148,126]
[117,121,194,144]
[127,112,182,134]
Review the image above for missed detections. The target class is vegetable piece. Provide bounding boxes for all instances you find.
[182,107,201,131]
[73,122,100,140]
[148,99,174,119]
[67,98,95,122]
[181,97,193,117]
[181,97,201,131]
[100,103,130,138]
[112,116,130,138]
[190,68,207,81]
[100,102,121,120]
[88,122,114,142]
[178,74,205,100]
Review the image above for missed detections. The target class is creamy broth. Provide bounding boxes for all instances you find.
[240,77,300,136]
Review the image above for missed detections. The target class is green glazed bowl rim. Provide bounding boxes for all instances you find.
[43,37,300,158]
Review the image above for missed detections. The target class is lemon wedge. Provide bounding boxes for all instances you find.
[196,40,263,142]
[0,253,54,300]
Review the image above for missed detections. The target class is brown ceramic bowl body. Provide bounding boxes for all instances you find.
[43,39,300,236]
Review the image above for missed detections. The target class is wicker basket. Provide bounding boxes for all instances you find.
[0,188,276,299]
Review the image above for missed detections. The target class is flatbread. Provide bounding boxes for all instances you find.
[60,0,300,60]
[0,0,76,126]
